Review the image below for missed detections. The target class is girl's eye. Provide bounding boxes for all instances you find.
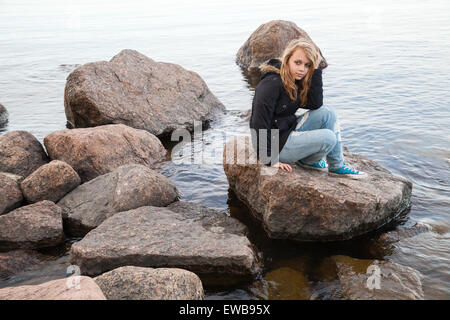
[305,64,311,67]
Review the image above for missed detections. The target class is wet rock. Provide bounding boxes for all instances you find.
[0,103,8,126]
[376,223,431,244]
[70,202,261,284]
[57,164,180,236]
[264,267,312,300]
[369,223,432,257]
[44,124,166,183]
[0,250,46,279]
[64,49,225,137]
[0,255,70,288]
[0,276,106,300]
[0,131,49,178]
[223,136,413,241]
[20,160,81,204]
[0,201,64,250]
[94,266,204,300]
[423,219,450,235]
[0,174,23,215]
[258,256,312,300]
[331,255,424,300]
[236,20,328,73]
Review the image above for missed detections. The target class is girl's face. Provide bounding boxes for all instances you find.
[288,48,312,81]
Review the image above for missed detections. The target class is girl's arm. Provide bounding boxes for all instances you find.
[304,68,323,110]
[250,77,282,166]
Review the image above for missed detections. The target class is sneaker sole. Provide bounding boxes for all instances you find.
[328,172,368,179]
[297,162,328,172]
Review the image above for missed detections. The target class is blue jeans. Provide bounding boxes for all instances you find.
[278,106,345,170]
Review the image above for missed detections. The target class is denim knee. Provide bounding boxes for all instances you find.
[312,106,337,122]
[322,106,337,125]
[322,129,337,151]
[327,106,337,121]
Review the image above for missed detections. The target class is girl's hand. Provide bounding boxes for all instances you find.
[272,162,292,172]
[314,51,323,69]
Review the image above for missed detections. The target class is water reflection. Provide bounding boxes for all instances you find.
[240,68,260,90]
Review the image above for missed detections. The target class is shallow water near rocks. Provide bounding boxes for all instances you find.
[1,0,449,299]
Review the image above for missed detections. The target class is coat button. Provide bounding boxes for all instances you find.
[282,105,287,109]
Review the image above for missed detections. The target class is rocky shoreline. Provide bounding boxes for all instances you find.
[0,21,428,300]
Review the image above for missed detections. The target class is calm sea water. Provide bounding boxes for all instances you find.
[0,0,449,299]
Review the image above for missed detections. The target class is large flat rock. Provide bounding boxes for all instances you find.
[57,164,180,236]
[223,136,413,241]
[64,49,226,137]
[70,202,261,284]
[44,124,166,183]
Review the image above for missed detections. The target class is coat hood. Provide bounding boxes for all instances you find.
[259,58,281,80]
[259,58,303,86]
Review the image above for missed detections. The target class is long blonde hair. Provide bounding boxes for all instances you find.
[280,39,318,106]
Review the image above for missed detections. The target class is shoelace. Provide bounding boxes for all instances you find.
[318,160,327,168]
[341,164,359,174]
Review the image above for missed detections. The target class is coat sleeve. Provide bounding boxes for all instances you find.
[304,68,323,110]
[250,77,282,166]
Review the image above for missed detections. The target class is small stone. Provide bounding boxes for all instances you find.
[0,131,49,178]
[0,200,64,250]
[94,266,204,300]
[20,160,81,203]
[0,174,23,215]
[0,276,106,300]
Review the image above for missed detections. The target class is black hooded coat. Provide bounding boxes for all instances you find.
[249,58,323,166]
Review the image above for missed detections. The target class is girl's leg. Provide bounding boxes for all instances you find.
[279,128,337,164]
[295,106,344,170]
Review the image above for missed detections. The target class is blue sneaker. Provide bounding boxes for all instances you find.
[297,159,328,172]
[329,163,368,179]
